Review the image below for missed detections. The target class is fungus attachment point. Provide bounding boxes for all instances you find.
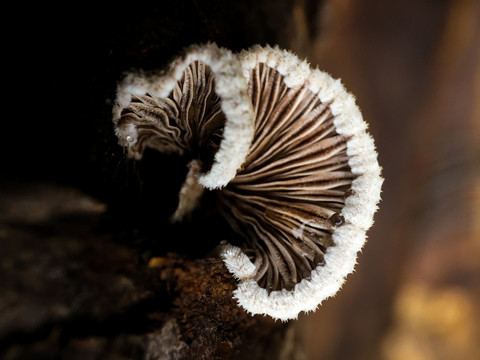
[113,44,382,321]
[170,160,205,223]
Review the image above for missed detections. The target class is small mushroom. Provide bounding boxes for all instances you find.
[113,44,383,321]
[113,43,255,191]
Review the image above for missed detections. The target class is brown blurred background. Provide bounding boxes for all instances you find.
[293,1,480,359]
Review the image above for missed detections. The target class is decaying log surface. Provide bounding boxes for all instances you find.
[0,184,297,359]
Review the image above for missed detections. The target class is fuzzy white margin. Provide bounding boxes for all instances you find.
[220,45,383,321]
[112,43,255,189]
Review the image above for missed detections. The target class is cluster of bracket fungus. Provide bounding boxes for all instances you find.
[113,43,382,321]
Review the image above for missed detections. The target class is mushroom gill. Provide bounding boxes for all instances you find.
[219,62,354,292]
[116,61,225,174]
[113,43,255,191]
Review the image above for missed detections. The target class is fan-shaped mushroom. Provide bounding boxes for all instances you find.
[113,43,383,321]
[220,46,382,320]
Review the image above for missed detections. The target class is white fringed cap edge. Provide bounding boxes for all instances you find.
[112,43,255,189]
[220,45,383,321]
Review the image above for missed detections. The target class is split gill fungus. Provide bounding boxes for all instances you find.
[113,43,383,321]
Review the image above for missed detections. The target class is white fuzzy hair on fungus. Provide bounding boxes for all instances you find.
[221,45,382,321]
